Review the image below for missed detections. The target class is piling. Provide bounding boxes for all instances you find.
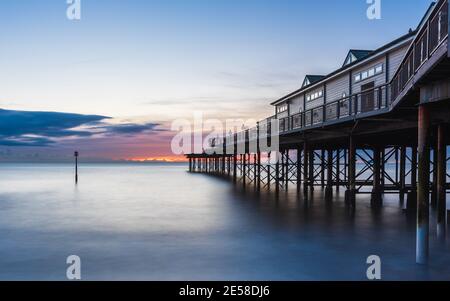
[436,124,446,241]
[416,105,430,264]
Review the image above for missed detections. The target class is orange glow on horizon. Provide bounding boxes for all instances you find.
[126,156,188,163]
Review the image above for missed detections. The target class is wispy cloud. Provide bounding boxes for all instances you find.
[0,109,165,147]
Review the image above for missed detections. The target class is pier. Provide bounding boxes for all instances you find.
[187,0,450,264]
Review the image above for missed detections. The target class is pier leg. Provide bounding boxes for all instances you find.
[325,149,333,201]
[267,152,272,190]
[437,124,447,241]
[257,152,261,191]
[321,150,325,188]
[417,105,431,265]
[400,146,406,204]
[297,147,302,193]
[407,146,418,211]
[336,149,340,191]
[275,151,280,194]
[233,154,237,183]
[432,140,438,208]
[371,147,382,207]
[303,142,309,198]
[381,148,386,190]
[309,150,314,192]
[345,135,356,207]
[285,150,289,191]
[243,154,247,187]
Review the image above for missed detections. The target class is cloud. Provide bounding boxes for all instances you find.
[0,108,108,137]
[98,122,164,136]
[0,109,165,147]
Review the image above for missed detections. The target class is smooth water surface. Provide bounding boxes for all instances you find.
[0,163,449,280]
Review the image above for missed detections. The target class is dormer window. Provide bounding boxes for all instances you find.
[343,50,373,67]
[344,53,357,66]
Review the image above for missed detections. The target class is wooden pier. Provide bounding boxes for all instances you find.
[187,0,450,264]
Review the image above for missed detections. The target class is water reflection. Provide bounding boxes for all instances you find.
[0,163,448,280]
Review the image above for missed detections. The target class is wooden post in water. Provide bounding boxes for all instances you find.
[267,152,272,190]
[285,150,289,190]
[417,105,430,264]
[325,149,333,201]
[432,141,438,208]
[275,151,280,194]
[297,147,302,193]
[74,151,79,183]
[346,135,356,207]
[400,146,406,204]
[371,147,382,207]
[336,149,340,191]
[407,145,418,210]
[321,149,325,188]
[308,149,314,192]
[303,142,309,198]
[436,124,447,241]
[257,152,261,191]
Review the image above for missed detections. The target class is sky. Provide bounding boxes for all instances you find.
[0,0,434,162]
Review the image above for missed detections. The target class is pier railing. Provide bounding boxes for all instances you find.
[391,0,448,101]
[208,0,448,151]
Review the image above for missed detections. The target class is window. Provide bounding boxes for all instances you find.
[354,63,383,83]
[276,104,288,114]
[306,89,324,102]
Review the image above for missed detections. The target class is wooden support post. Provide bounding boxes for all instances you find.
[253,154,257,186]
[285,150,290,190]
[407,145,418,210]
[381,148,386,190]
[432,137,439,208]
[371,147,382,207]
[297,147,302,193]
[303,142,309,197]
[345,136,356,207]
[267,152,272,190]
[325,149,333,201]
[336,149,340,191]
[74,151,79,184]
[309,149,314,192]
[437,124,447,241]
[233,155,237,182]
[400,146,406,204]
[321,150,325,188]
[257,152,261,191]
[395,147,399,185]
[242,154,247,187]
[275,151,280,194]
[417,105,430,264]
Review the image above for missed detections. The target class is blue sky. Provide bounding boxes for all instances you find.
[0,0,435,161]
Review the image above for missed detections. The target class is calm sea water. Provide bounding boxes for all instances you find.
[0,163,449,280]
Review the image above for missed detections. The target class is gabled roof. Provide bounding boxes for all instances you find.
[270,30,416,106]
[302,75,326,88]
[343,50,373,67]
